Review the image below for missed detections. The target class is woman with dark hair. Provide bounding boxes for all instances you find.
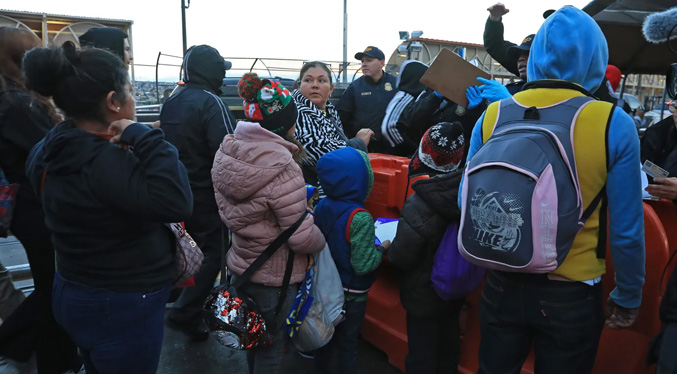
[292,61,373,189]
[79,27,133,68]
[0,26,81,374]
[23,42,192,373]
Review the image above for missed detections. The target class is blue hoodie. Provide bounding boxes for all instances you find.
[314,147,383,294]
[526,7,608,93]
[463,6,645,308]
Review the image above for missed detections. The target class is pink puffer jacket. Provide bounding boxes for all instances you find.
[212,121,325,286]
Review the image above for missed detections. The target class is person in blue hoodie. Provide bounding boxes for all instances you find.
[313,147,388,374]
[461,6,645,373]
[23,43,193,373]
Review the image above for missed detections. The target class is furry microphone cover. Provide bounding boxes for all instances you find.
[643,7,677,43]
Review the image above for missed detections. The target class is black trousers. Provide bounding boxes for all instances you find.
[478,271,605,374]
[405,303,464,374]
[0,197,80,373]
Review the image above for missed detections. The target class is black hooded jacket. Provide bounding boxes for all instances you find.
[160,45,236,210]
[396,89,486,163]
[398,61,427,97]
[381,61,428,157]
[26,122,193,292]
[388,170,465,317]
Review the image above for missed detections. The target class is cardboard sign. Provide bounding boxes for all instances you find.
[420,48,491,108]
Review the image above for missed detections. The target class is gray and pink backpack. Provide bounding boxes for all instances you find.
[458,96,607,273]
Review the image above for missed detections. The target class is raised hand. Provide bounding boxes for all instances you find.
[487,3,510,21]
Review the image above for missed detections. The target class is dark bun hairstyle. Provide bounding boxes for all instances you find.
[23,41,129,123]
[298,61,333,85]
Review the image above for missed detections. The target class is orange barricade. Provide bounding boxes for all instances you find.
[458,203,668,374]
[592,203,668,374]
[362,154,425,371]
[362,160,671,374]
[646,198,677,254]
[646,198,677,288]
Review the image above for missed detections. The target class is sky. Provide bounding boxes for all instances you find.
[1,0,591,81]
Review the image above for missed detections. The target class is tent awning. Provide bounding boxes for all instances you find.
[583,0,677,74]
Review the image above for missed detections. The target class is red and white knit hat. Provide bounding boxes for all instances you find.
[409,122,465,177]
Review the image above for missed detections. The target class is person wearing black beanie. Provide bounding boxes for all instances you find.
[79,27,133,68]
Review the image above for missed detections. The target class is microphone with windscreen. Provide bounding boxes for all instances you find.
[642,7,677,100]
[643,7,677,43]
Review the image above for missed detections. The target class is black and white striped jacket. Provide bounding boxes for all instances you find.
[292,89,367,186]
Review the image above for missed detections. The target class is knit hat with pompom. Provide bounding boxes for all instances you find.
[237,72,298,135]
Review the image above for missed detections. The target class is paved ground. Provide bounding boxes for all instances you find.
[1,237,402,374]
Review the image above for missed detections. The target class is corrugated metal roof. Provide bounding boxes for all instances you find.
[0,9,132,24]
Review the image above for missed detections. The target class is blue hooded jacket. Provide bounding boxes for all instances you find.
[463,6,645,308]
[314,147,378,291]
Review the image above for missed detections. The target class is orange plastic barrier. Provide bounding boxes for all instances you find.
[592,203,668,374]
[364,154,424,219]
[362,154,425,371]
[457,203,668,374]
[363,176,670,374]
[646,198,677,256]
[646,198,677,295]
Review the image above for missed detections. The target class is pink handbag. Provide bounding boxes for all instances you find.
[169,222,204,287]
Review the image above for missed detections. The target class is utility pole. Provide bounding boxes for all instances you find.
[181,0,190,56]
[342,0,348,84]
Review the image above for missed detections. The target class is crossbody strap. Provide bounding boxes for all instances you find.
[274,247,296,318]
[593,103,615,259]
[232,210,309,290]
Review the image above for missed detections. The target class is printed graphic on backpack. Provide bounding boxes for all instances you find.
[458,97,605,273]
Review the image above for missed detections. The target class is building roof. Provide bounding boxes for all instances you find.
[0,9,132,25]
[406,37,483,48]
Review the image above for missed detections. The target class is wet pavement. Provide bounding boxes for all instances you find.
[1,236,402,374]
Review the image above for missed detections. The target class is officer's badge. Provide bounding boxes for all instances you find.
[455,105,466,116]
[385,82,393,91]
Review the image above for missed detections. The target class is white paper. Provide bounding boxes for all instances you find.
[641,169,659,200]
[374,220,399,243]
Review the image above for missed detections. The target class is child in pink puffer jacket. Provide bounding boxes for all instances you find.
[211,73,325,374]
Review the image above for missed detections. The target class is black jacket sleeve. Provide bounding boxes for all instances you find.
[90,123,193,222]
[483,17,520,77]
[397,90,443,147]
[337,84,356,137]
[641,117,672,164]
[388,194,447,270]
[203,97,236,155]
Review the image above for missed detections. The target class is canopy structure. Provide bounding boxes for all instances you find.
[583,0,677,75]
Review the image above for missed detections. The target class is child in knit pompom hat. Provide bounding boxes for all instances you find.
[211,74,325,374]
[238,72,298,135]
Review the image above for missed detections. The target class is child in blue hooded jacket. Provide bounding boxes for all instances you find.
[313,147,389,374]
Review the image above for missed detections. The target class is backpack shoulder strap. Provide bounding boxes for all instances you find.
[345,208,369,243]
[481,101,502,142]
[576,100,614,258]
[232,210,309,290]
